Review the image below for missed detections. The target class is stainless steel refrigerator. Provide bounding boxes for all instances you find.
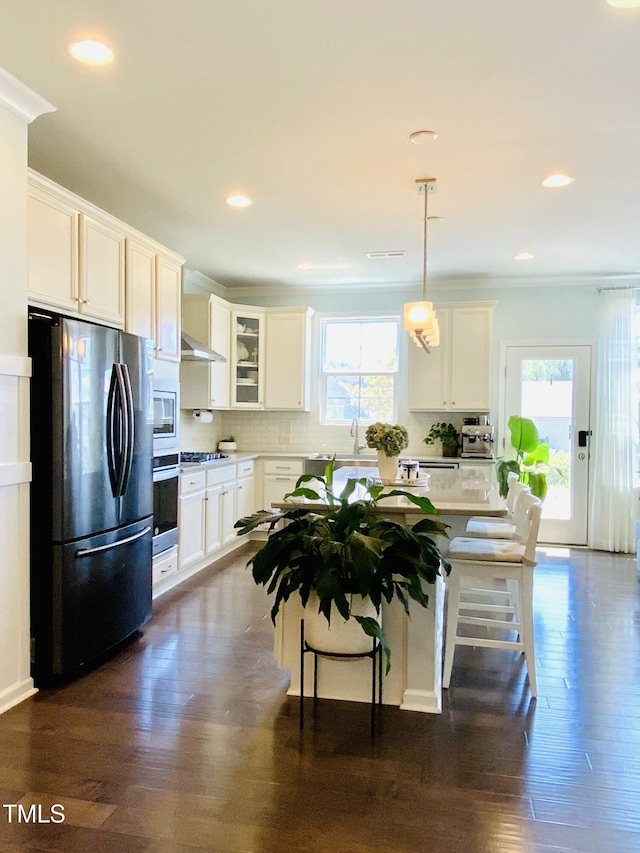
[29,312,154,684]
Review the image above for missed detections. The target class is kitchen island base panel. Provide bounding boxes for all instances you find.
[275,576,445,713]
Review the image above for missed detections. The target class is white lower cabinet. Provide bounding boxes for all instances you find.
[152,545,178,586]
[178,470,207,569]
[236,459,255,523]
[262,459,303,510]
[204,482,223,554]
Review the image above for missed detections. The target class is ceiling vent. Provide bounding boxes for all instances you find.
[365,251,406,259]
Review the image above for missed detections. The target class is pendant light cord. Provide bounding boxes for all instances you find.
[422,187,428,302]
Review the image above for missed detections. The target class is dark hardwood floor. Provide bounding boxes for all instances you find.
[1,544,640,852]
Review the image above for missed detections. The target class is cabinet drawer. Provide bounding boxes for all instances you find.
[207,463,237,486]
[180,470,206,494]
[263,459,303,476]
[236,459,255,478]
[152,546,178,584]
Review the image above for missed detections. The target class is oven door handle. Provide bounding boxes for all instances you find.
[153,466,180,482]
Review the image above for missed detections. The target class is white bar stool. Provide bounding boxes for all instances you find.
[464,474,530,540]
[443,497,542,697]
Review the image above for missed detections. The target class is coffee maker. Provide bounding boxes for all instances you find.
[461,416,494,459]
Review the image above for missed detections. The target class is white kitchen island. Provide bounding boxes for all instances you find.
[271,464,506,714]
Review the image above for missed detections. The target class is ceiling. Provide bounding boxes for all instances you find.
[2,0,640,294]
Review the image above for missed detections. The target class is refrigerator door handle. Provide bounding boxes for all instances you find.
[119,362,135,496]
[106,365,119,495]
[114,364,129,497]
[75,525,152,558]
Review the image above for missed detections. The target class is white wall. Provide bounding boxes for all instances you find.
[0,70,53,713]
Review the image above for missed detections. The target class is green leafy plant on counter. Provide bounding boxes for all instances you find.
[496,414,557,501]
[365,422,409,457]
[423,422,460,457]
[234,458,450,672]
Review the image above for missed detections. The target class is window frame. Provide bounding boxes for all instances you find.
[319,313,401,426]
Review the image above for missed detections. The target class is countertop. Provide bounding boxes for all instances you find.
[179,450,495,473]
[271,464,506,517]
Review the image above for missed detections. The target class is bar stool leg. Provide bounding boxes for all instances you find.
[520,568,537,697]
[443,569,462,689]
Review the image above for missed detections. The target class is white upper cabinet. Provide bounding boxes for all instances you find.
[181,296,314,411]
[265,308,314,411]
[28,180,79,314]
[28,173,125,326]
[125,237,156,341]
[79,212,126,326]
[155,254,182,362]
[408,303,494,411]
[181,293,231,409]
[28,170,184,344]
[231,308,265,409]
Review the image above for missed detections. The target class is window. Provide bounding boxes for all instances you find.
[321,317,399,423]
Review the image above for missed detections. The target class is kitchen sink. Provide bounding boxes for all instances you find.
[304,454,377,476]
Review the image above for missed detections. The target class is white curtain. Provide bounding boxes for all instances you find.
[588,288,639,552]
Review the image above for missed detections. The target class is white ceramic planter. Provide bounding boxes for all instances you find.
[304,592,379,655]
[376,451,399,482]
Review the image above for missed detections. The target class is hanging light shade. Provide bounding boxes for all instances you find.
[404,178,439,353]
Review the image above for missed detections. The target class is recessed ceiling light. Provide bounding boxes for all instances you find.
[607,1,640,8]
[409,130,438,144]
[296,262,314,270]
[68,40,114,65]
[225,193,252,208]
[515,252,534,261]
[542,173,575,188]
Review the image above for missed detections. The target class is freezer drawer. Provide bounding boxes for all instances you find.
[31,517,153,683]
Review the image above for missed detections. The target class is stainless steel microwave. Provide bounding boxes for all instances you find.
[153,389,177,441]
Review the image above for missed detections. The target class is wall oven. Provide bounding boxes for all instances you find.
[152,453,179,557]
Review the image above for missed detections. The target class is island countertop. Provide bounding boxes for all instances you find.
[272,464,507,517]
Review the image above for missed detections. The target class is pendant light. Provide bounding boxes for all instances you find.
[404,178,439,352]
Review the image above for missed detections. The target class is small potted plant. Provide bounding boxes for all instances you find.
[235,459,450,672]
[364,422,409,480]
[423,422,460,458]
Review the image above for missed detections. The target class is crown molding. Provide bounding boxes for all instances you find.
[183,269,228,298]
[222,272,640,300]
[0,67,55,123]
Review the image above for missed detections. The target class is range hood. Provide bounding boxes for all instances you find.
[181,332,227,362]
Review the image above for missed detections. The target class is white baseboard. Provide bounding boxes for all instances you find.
[400,688,442,714]
[0,677,37,715]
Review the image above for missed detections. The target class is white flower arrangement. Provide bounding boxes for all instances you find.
[365,422,409,457]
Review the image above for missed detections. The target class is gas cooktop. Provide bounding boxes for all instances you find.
[180,451,229,464]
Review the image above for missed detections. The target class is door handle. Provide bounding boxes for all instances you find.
[578,430,592,447]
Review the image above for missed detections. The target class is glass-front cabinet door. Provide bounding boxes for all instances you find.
[231,309,264,408]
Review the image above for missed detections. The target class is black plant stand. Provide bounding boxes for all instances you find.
[299,618,383,738]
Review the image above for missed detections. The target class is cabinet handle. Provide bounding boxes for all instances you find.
[275,477,290,481]
[161,567,173,574]
[81,298,90,304]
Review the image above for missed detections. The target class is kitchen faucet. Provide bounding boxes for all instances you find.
[350,418,366,455]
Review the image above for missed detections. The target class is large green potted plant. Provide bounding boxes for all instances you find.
[423,422,460,458]
[235,459,450,671]
[496,414,553,500]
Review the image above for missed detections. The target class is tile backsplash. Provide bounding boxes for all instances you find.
[180,406,472,458]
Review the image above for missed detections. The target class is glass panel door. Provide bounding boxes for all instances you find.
[504,346,592,545]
